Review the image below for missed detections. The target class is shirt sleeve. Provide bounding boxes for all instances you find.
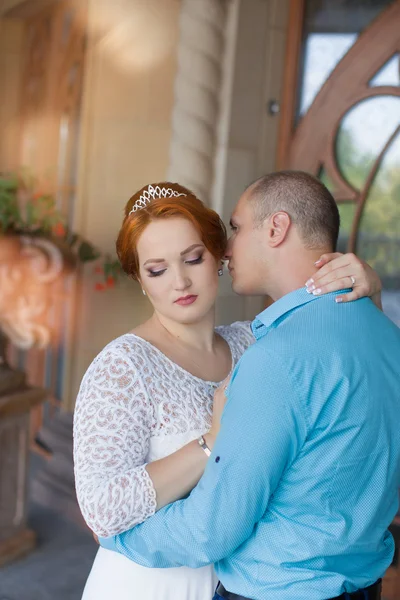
[99,345,308,567]
[73,346,157,537]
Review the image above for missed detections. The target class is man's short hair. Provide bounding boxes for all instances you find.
[248,171,340,251]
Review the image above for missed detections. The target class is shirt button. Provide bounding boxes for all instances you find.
[215,456,220,463]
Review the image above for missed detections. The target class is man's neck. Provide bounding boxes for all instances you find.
[268,248,331,301]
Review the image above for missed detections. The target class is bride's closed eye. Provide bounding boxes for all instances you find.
[147,268,166,277]
[185,255,204,266]
[147,254,204,277]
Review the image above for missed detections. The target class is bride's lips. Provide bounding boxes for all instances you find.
[174,295,198,306]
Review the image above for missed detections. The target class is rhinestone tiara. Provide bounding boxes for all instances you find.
[129,184,187,215]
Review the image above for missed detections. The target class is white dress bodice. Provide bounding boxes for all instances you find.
[73,321,254,600]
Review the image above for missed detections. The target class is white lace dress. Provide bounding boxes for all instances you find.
[73,321,254,600]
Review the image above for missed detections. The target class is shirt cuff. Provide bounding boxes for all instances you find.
[99,535,117,552]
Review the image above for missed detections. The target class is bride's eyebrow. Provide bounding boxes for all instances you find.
[143,257,165,266]
[143,244,204,267]
[180,244,204,256]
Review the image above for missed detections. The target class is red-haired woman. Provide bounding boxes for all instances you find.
[74,183,381,600]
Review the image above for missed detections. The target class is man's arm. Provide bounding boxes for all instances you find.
[100,345,307,568]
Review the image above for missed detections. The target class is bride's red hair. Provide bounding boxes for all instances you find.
[116,182,227,280]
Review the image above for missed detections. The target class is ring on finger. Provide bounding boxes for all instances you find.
[350,275,356,287]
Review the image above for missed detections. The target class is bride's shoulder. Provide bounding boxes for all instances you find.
[84,333,151,377]
[216,320,255,350]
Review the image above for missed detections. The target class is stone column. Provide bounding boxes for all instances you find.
[167,0,229,205]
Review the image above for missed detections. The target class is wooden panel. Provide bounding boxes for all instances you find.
[276,0,305,170]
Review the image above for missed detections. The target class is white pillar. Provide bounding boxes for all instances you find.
[167,0,229,205]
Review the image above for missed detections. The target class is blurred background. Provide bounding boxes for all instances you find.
[0,0,399,598]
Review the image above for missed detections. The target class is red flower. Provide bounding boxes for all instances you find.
[95,283,106,291]
[106,276,115,288]
[53,222,66,237]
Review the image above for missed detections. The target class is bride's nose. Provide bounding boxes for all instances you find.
[173,268,191,291]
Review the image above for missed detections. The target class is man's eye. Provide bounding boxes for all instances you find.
[230,226,238,232]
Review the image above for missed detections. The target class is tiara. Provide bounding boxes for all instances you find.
[129,184,187,214]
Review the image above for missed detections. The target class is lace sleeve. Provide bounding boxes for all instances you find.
[73,346,157,537]
[232,320,255,348]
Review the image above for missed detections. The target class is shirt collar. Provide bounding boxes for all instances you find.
[251,287,344,339]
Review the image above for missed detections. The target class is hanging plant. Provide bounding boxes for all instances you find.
[0,173,124,288]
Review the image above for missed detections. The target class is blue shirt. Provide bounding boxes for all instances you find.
[100,288,400,600]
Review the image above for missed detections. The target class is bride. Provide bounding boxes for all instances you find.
[73,182,382,600]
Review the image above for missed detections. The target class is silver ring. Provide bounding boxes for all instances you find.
[350,275,356,287]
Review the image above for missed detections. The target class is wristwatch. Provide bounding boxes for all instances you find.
[197,435,212,457]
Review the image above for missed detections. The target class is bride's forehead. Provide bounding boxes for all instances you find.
[137,218,203,253]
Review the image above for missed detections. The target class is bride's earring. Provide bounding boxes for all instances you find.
[218,267,223,277]
[142,288,146,296]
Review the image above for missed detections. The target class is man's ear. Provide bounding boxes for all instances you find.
[264,211,291,248]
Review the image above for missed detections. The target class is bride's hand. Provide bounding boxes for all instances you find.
[208,376,230,442]
[306,252,382,309]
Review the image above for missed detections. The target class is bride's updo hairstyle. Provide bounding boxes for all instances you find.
[116,182,227,281]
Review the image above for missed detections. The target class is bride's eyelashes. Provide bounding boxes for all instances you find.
[147,269,166,277]
[186,255,204,266]
[147,255,204,278]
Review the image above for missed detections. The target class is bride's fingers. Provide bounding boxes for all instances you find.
[313,252,343,269]
[334,289,367,303]
[306,266,361,293]
[308,255,359,288]
[307,277,362,297]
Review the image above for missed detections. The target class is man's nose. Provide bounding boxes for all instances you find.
[224,238,233,260]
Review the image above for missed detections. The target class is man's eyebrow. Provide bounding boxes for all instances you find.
[143,244,204,267]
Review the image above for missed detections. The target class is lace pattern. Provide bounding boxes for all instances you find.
[73,321,254,537]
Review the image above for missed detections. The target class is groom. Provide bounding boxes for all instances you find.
[99,171,400,600]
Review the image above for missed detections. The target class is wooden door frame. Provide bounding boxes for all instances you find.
[276,0,305,170]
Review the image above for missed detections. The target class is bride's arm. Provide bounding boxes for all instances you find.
[73,347,213,537]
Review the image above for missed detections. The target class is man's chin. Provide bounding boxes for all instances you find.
[231,278,253,296]
[231,277,265,297]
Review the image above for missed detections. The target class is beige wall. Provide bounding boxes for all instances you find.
[216,0,289,324]
[64,0,181,409]
[0,18,24,171]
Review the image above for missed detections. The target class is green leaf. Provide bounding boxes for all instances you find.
[78,241,101,262]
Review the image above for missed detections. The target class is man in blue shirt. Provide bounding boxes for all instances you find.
[100,171,400,599]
